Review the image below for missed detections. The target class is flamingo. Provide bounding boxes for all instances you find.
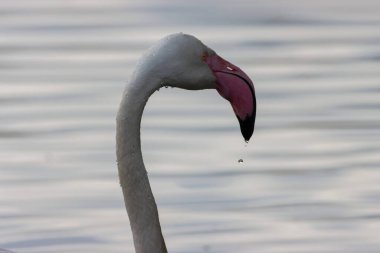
[116,33,256,253]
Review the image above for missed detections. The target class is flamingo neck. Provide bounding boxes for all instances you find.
[116,74,167,253]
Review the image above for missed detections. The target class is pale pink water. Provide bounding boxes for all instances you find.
[1,0,380,252]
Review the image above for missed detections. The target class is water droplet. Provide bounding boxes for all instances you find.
[203,245,211,252]
[238,159,243,163]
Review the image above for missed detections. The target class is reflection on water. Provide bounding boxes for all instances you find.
[1,0,380,252]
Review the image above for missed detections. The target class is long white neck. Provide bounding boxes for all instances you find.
[116,73,167,253]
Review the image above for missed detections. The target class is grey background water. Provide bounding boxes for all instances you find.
[1,0,380,252]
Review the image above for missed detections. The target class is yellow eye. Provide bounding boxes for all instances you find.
[201,52,208,61]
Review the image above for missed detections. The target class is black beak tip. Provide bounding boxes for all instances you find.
[238,114,255,142]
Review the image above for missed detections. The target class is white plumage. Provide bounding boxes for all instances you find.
[117,33,256,253]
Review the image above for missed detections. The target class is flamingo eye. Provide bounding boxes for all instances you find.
[201,52,208,61]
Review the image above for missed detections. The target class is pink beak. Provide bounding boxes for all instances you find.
[205,54,256,141]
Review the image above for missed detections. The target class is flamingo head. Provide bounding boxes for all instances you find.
[140,33,257,141]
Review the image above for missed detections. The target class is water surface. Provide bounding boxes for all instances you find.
[1,0,380,252]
